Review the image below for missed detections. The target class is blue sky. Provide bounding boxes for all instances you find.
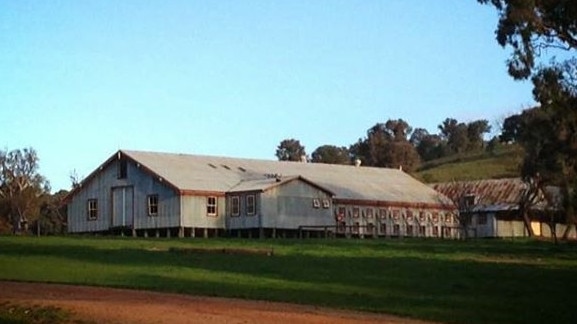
[1,0,536,191]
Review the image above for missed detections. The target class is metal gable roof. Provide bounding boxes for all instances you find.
[120,149,453,207]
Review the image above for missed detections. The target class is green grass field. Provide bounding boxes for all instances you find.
[415,145,523,183]
[1,236,577,324]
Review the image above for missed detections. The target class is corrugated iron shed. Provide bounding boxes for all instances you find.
[430,178,549,211]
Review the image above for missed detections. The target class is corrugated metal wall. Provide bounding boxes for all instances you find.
[181,195,226,229]
[68,157,181,233]
[225,193,261,229]
[261,180,333,229]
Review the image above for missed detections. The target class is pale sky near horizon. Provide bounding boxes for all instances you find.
[1,0,537,192]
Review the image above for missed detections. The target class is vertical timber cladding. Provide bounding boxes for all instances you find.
[111,186,134,227]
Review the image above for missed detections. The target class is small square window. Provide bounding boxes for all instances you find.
[353,207,360,218]
[367,223,375,233]
[312,198,320,208]
[207,196,217,216]
[87,199,98,220]
[379,209,387,219]
[147,195,159,216]
[366,208,373,218]
[380,223,387,234]
[419,225,426,236]
[419,211,427,222]
[246,195,256,215]
[231,196,240,216]
[322,199,330,209]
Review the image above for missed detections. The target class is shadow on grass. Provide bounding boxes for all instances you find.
[1,237,577,324]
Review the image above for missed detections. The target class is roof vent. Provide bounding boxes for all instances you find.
[354,159,361,167]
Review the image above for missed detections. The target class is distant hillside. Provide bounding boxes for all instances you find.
[413,144,524,183]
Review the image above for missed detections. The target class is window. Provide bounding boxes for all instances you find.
[366,208,373,219]
[207,196,217,216]
[367,223,375,234]
[380,223,387,235]
[478,214,487,225]
[443,226,451,237]
[419,211,426,222]
[87,199,98,220]
[406,210,413,221]
[322,199,330,209]
[353,207,360,218]
[118,159,127,179]
[231,196,240,216]
[147,195,159,216]
[246,195,256,215]
[445,213,453,223]
[379,209,387,219]
[392,209,400,221]
[432,212,439,223]
[419,226,426,236]
[312,198,320,208]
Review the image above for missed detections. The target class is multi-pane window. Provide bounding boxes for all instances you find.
[322,199,330,209]
[148,195,159,216]
[231,196,240,216]
[380,223,387,235]
[87,199,98,220]
[337,207,346,221]
[207,196,217,216]
[379,209,387,219]
[246,195,256,215]
[366,208,373,219]
[353,207,360,218]
[419,225,426,236]
[312,198,320,208]
[367,223,375,234]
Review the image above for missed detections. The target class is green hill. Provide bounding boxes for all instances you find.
[413,144,524,183]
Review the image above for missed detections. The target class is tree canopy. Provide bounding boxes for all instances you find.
[275,139,307,162]
[0,148,50,233]
[311,145,350,165]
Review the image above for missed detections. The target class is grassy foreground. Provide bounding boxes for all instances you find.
[1,236,577,324]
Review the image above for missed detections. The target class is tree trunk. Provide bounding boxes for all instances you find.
[521,208,535,237]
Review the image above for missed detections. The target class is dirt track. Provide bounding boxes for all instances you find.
[0,281,434,323]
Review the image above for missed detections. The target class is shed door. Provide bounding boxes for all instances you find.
[112,186,134,227]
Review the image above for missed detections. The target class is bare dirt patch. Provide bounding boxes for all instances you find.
[0,281,434,324]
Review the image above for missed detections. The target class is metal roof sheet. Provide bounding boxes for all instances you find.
[430,178,553,210]
[121,150,452,206]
